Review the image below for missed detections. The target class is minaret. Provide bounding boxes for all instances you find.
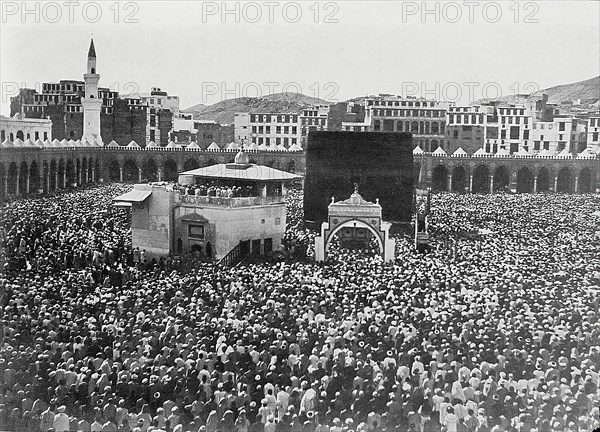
[81,38,103,145]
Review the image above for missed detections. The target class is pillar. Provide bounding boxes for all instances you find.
[574,175,579,193]
[553,175,558,193]
[261,184,267,197]
[26,171,30,194]
[15,169,20,196]
[54,171,58,191]
[158,168,164,182]
[489,175,494,194]
[3,173,8,197]
[46,171,50,193]
[138,167,143,183]
[119,167,124,183]
[91,165,96,183]
[533,175,538,193]
[447,173,453,192]
[469,173,473,193]
[78,165,82,185]
[85,166,89,184]
[63,170,67,188]
[281,181,286,196]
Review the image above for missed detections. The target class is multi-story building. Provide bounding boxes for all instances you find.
[328,101,367,131]
[445,105,496,155]
[234,112,300,148]
[586,114,600,154]
[300,105,329,146]
[351,95,451,151]
[139,87,180,115]
[172,119,234,149]
[10,42,176,147]
[0,114,52,142]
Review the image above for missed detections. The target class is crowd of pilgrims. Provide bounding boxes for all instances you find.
[1,184,599,432]
[174,183,258,199]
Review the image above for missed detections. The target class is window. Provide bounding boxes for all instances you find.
[523,130,529,140]
[188,224,204,239]
[275,217,281,225]
[534,141,540,150]
[510,126,519,140]
[559,122,565,131]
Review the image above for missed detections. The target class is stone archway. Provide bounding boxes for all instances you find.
[108,160,120,182]
[314,190,395,263]
[50,160,57,190]
[516,167,534,193]
[452,166,467,192]
[163,159,179,181]
[493,166,510,192]
[123,159,138,182]
[537,167,550,192]
[556,167,573,193]
[29,161,40,193]
[65,160,75,187]
[472,165,490,193]
[18,161,28,194]
[143,158,159,182]
[432,165,448,191]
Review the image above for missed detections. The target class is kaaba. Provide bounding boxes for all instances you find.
[304,131,414,230]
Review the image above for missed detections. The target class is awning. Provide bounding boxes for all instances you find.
[113,201,132,208]
[113,189,152,204]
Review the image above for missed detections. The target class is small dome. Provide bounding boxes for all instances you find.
[1,139,13,148]
[234,150,250,165]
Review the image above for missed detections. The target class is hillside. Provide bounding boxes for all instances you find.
[474,76,599,106]
[182,92,330,124]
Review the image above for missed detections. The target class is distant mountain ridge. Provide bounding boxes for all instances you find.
[474,76,599,106]
[183,92,330,124]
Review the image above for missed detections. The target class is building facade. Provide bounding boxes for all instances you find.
[365,96,451,152]
[113,151,300,260]
[10,41,176,147]
[0,114,52,142]
[300,105,329,146]
[234,112,301,148]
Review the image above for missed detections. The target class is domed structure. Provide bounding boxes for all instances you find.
[234,149,250,165]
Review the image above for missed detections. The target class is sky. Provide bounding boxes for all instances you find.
[1,0,599,115]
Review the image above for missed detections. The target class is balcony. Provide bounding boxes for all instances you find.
[179,194,285,207]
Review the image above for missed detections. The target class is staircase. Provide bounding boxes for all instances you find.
[216,241,251,267]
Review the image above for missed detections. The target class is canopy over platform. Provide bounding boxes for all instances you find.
[113,189,152,205]
[180,163,300,182]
